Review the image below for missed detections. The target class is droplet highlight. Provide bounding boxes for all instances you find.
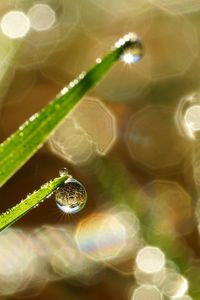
[55,178,87,214]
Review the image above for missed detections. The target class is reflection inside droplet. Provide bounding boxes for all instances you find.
[55,178,87,214]
[121,38,144,64]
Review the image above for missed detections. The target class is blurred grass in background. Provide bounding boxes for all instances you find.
[1,0,200,299]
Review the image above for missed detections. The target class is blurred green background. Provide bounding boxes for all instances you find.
[1,0,200,299]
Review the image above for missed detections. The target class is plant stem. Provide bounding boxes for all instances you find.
[0,175,68,231]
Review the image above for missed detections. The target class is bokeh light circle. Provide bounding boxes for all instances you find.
[1,10,30,39]
[28,4,56,32]
[132,285,163,300]
[136,246,165,274]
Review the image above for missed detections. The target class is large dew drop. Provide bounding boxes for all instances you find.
[120,36,144,64]
[55,178,87,214]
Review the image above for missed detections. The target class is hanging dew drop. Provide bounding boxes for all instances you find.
[120,36,144,64]
[59,167,69,177]
[55,177,87,214]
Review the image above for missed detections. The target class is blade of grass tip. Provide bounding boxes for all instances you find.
[0,33,142,187]
[0,174,68,232]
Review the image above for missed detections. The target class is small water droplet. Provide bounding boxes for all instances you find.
[69,81,75,88]
[78,72,86,80]
[60,87,69,95]
[96,58,102,64]
[73,79,79,85]
[59,167,69,177]
[55,177,87,214]
[29,113,38,122]
[46,192,52,199]
[121,37,144,64]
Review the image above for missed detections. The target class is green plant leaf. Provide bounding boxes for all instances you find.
[0,175,68,231]
[0,33,138,187]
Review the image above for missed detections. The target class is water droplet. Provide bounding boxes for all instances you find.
[55,178,87,214]
[96,58,102,64]
[120,37,144,64]
[59,167,69,177]
[29,113,38,122]
[79,72,86,80]
[60,87,69,95]
[69,81,75,88]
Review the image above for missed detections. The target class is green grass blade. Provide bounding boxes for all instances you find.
[0,175,68,231]
[0,33,137,187]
